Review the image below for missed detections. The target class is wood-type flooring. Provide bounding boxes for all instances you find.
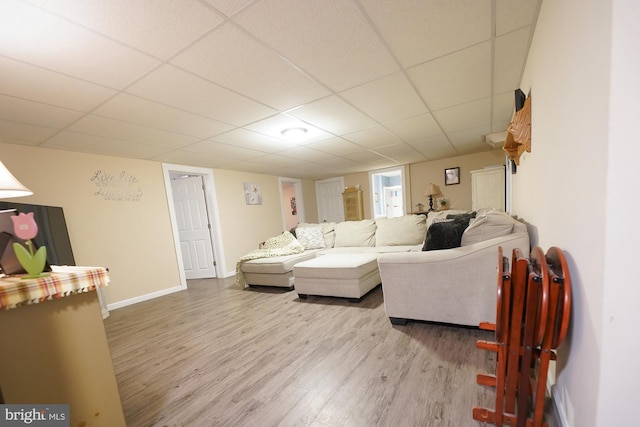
[104,277,557,427]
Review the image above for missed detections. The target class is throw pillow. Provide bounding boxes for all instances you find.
[334,219,376,247]
[295,226,325,250]
[422,218,470,251]
[375,215,427,246]
[446,211,476,222]
[461,211,514,246]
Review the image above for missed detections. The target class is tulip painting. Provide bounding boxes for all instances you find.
[10,212,48,278]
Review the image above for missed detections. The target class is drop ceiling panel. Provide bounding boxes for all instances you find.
[172,23,330,110]
[180,140,265,160]
[126,65,277,125]
[0,1,160,89]
[203,0,256,17]
[68,115,200,149]
[408,135,458,160]
[492,91,516,131]
[496,0,541,36]
[277,146,336,163]
[360,0,492,68]
[287,96,378,135]
[210,128,294,153]
[493,27,531,94]
[342,150,395,164]
[0,57,117,112]
[306,137,364,156]
[342,127,403,150]
[153,150,235,168]
[0,95,84,128]
[372,143,426,164]
[447,126,492,154]
[93,94,234,139]
[408,42,492,111]
[27,0,225,60]
[234,0,399,91]
[0,0,542,179]
[340,72,429,123]
[383,113,443,142]
[432,98,491,133]
[0,120,59,144]
[44,131,172,158]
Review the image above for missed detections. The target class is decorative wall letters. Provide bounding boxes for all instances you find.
[90,170,143,202]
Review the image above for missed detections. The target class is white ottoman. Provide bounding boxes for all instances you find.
[293,254,381,302]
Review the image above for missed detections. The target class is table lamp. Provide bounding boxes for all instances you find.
[424,183,442,211]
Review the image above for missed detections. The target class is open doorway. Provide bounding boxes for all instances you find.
[162,164,227,289]
[369,166,407,219]
[279,177,305,232]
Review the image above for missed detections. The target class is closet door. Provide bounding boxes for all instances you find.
[471,167,506,211]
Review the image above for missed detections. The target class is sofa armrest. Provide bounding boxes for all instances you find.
[378,232,529,326]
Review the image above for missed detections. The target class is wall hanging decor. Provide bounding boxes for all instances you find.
[244,182,262,205]
[445,167,460,185]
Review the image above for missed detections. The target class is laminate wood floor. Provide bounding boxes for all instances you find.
[104,278,556,427]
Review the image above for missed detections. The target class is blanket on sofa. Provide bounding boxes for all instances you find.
[235,231,304,288]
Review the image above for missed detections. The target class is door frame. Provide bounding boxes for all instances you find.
[278,177,305,231]
[369,166,407,218]
[162,163,227,289]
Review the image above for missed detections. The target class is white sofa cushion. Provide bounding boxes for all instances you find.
[461,211,514,245]
[375,215,427,246]
[334,219,376,247]
[295,226,325,249]
[297,222,336,248]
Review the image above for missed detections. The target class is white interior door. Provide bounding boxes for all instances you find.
[316,177,345,223]
[384,185,403,218]
[171,175,216,279]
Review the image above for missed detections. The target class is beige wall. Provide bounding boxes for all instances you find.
[0,143,181,306]
[340,151,504,219]
[205,169,300,275]
[301,179,319,223]
[407,150,504,212]
[512,0,639,425]
[0,143,315,306]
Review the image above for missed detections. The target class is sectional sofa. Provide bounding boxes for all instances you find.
[239,214,427,291]
[237,210,529,326]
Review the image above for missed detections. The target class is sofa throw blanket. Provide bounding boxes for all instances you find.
[235,231,304,288]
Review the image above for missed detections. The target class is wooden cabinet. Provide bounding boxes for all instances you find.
[342,187,364,221]
[471,167,505,211]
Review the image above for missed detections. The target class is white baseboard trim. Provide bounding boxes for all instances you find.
[221,270,235,279]
[551,385,570,427]
[106,285,184,311]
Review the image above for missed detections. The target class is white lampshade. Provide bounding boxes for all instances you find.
[424,183,442,197]
[0,161,33,198]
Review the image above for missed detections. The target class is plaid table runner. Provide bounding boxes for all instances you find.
[0,266,109,310]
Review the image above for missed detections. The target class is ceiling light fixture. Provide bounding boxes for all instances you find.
[281,127,308,140]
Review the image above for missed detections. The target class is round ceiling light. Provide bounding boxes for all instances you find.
[281,127,308,140]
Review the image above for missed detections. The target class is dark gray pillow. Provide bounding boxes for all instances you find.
[422,218,470,251]
[446,211,476,222]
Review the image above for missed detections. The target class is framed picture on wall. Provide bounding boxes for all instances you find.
[444,167,460,185]
[244,182,262,205]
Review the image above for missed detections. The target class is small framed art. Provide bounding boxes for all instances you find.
[444,167,460,185]
[244,182,262,205]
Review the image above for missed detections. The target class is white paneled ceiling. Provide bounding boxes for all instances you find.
[0,0,541,179]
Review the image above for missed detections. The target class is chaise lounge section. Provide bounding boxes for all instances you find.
[378,210,530,327]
